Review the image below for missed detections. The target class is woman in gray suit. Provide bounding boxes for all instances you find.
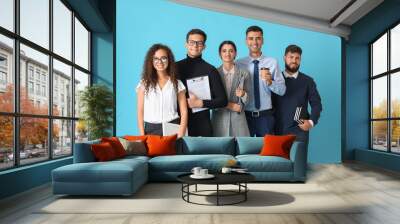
[212,41,250,136]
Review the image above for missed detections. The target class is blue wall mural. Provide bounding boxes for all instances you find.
[116,0,342,163]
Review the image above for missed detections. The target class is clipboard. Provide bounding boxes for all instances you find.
[186,76,211,113]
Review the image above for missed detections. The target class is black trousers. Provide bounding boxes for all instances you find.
[144,118,180,136]
[187,111,213,137]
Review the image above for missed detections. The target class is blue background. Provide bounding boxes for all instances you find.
[116,0,342,163]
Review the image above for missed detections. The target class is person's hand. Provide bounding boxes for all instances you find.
[260,68,272,86]
[187,93,203,108]
[298,119,312,131]
[236,88,245,97]
[227,102,241,112]
[177,132,184,139]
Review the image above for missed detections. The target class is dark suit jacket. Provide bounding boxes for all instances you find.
[273,72,322,135]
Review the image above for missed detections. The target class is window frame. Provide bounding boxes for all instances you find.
[0,0,92,171]
[370,20,400,154]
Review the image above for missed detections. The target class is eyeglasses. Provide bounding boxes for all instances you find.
[153,56,168,64]
[187,40,204,47]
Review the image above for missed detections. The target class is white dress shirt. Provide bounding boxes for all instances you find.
[136,79,186,123]
[283,70,299,79]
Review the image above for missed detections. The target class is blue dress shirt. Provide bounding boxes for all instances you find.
[237,55,286,111]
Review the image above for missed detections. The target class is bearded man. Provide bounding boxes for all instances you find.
[273,45,322,144]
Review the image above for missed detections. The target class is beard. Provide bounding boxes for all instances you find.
[285,63,300,73]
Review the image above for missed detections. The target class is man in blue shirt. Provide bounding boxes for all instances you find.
[237,26,286,136]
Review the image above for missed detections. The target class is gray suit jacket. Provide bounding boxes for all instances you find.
[212,65,250,137]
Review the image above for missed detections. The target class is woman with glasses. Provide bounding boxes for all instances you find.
[136,44,188,137]
[212,41,250,136]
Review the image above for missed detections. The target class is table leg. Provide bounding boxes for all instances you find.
[217,184,219,206]
[245,183,247,201]
[188,184,190,202]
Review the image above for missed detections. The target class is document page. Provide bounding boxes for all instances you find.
[186,76,211,113]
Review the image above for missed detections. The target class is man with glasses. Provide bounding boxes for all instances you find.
[237,25,286,136]
[176,29,227,136]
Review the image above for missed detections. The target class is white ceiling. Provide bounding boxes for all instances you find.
[171,0,384,39]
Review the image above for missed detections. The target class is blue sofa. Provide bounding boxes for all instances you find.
[52,137,307,196]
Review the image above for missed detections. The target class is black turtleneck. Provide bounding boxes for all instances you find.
[176,55,228,136]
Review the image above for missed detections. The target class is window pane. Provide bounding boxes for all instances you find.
[391,72,400,118]
[372,121,388,151]
[75,120,88,143]
[20,117,49,165]
[391,24,400,70]
[20,44,49,115]
[0,34,14,112]
[0,0,14,31]
[372,33,387,76]
[53,59,72,117]
[74,17,89,70]
[0,116,14,170]
[74,69,89,118]
[53,119,72,158]
[20,0,49,49]
[372,77,387,119]
[53,0,72,60]
[391,120,400,153]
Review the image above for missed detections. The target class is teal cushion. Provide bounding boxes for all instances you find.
[180,137,235,155]
[236,155,293,172]
[73,139,101,163]
[116,155,150,163]
[236,137,263,155]
[148,154,235,172]
[52,159,147,183]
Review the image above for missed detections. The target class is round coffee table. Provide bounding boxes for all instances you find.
[177,172,255,206]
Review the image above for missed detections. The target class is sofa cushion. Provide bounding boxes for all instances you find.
[118,138,147,156]
[74,140,100,163]
[124,135,148,142]
[236,155,293,172]
[101,137,127,158]
[148,154,235,172]
[180,137,235,155]
[91,142,118,161]
[52,158,147,183]
[260,135,296,159]
[236,137,263,155]
[147,134,177,157]
[115,155,150,163]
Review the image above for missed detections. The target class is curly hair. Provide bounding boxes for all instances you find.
[141,44,178,93]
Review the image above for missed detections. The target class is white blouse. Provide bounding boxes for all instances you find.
[136,79,186,123]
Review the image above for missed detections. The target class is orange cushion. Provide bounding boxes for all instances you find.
[124,135,148,142]
[146,134,177,157]
[259,135,296,159]
[101,137,127,158]
[91,142,117,161]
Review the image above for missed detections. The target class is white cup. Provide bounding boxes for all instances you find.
[191,167,202,176]
[199,169,208,176]
[221,167,232,174]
